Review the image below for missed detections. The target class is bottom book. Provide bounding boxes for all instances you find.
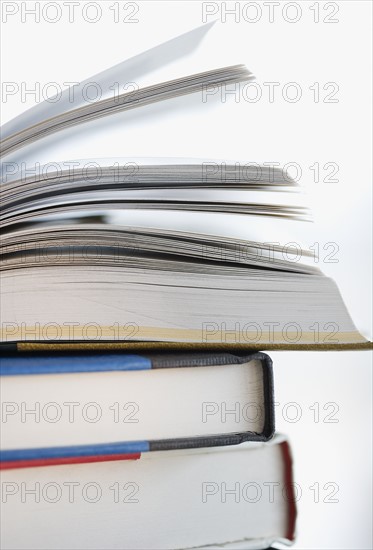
[0,434,296,550]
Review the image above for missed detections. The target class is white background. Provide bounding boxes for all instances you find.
[1,1,372,549]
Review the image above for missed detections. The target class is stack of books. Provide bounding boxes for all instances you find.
[0,24,369,550]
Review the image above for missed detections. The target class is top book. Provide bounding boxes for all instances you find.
[0,25,369,350]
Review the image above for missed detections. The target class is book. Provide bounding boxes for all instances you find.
[0,155,369,349]
[0,352,274,469]
[0,434,296,550]
[0,24,369,351]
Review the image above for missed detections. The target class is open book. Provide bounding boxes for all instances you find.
[0,25,369,351]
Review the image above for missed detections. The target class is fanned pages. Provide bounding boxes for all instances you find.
[0,22,215,153]
[0,25,369,350]
[0,157,367,348]
[0,66,252,157]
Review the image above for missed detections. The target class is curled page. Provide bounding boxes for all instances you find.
[1,22,215,142]
[0,66,252,157]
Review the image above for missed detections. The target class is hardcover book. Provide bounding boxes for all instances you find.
[0,434,296,550]
[0,352,274,469]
